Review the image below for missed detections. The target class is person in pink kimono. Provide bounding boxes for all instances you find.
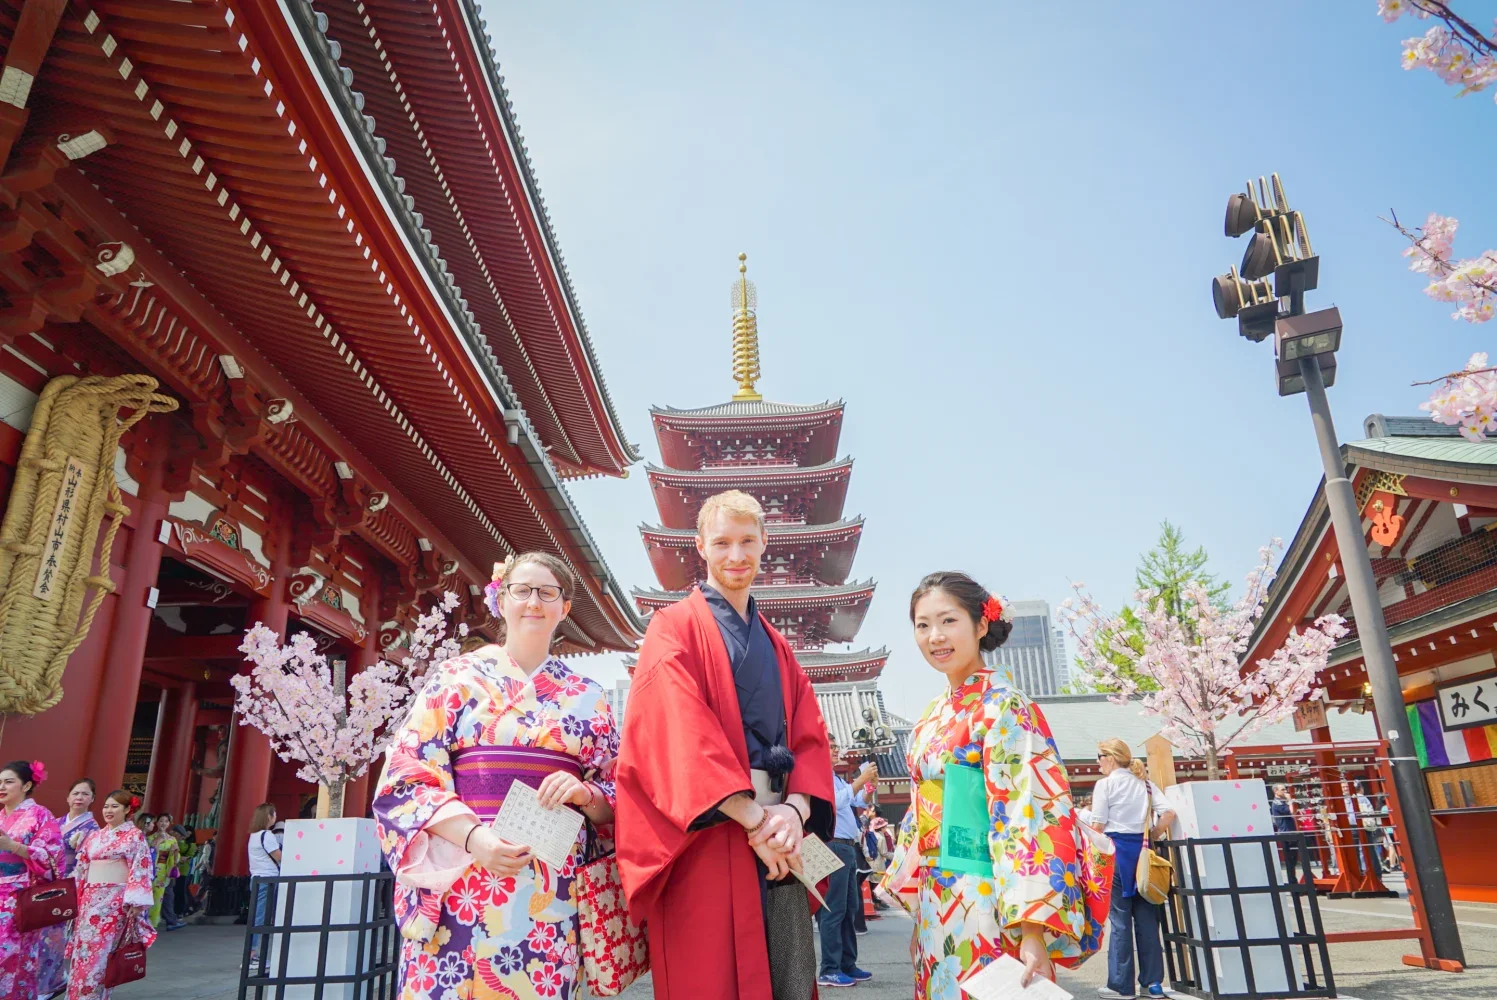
[0,758,63,997]
[66,790,156,999]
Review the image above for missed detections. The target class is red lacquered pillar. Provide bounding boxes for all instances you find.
[82,443,171,792]
[143,681,198,818]
[215,528,290,876]
[0,582,120,815]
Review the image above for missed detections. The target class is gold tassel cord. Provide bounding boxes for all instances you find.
[0,375,179,717]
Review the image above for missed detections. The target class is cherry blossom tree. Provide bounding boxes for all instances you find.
[231,592,468,818]
[1377,4,1497,433]
[1063,543,1346,780]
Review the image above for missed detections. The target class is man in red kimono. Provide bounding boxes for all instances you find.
[617,489,835,999]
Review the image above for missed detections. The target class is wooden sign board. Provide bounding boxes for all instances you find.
[1143,733,1177,789]
[1293,699,1328,733]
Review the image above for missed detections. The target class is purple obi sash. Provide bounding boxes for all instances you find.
[452,745,582,821]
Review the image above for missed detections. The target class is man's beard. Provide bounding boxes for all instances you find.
[710,564,759,593]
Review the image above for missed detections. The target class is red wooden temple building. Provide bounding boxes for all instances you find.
[631,257,902,782]
[1244,413,1497,903]
[0,0,642,875]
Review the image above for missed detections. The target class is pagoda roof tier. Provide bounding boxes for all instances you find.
[308,0,639,478]
[640,518,865,591]
[646,459,853,530]
[650,399,844,470]
[633,582,876,646]
[22,0,642,650]
[798,648,890,683]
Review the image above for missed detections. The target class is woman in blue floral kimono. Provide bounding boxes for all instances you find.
[374,552,619,1000]
[881,573,1110,1000]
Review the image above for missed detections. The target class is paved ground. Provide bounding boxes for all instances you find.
[110,889,1497,1000]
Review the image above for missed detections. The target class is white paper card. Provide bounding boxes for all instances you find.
[797,834,845,886]
[489,781,584,869]
[960,955,1073,1000]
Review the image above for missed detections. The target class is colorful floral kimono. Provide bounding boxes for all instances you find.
[66,822,156,999]
[0,796,62,997]
[60,812,100,877]
[881,668,1108,1000]
[147,831,180,927]
[374,648,619,1000]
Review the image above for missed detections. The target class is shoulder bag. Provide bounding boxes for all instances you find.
[104,919,148,988]
[1135,779,1174,905]
[575,819,648,996]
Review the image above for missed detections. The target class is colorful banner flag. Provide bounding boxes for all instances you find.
[1408,699,1497,768]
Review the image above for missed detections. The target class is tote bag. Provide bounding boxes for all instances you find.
[575,848,648,996]
[14,877,78,932]
[104,922,148,988]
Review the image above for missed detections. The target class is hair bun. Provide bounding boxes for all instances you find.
[979,618,1013,653]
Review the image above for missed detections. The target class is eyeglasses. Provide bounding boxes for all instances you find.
[504,582,564,603]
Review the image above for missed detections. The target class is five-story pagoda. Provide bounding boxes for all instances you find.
[635,256,890,681]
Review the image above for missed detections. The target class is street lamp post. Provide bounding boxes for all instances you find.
[1212,176,1464,968]
[849,705,895,806]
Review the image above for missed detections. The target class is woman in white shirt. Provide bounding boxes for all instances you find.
[245,803,281,965]
[1089,738,1176,1000]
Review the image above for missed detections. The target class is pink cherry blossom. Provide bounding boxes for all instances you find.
[1397,214,1497,323]
[1063,541,1345,779]
[1420,352,1497,440]
[231,591,468,816]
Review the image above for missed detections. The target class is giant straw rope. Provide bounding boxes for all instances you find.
[0,374,178,716]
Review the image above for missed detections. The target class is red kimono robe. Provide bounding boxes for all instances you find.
[616,588,835,1000]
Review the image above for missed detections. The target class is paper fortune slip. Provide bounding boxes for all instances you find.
[489,780,585,870]
[797,833,845,886]
[960,955,1073,1000]
[786,833,845,908]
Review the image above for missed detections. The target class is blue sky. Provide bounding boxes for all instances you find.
[479,2,1497,718]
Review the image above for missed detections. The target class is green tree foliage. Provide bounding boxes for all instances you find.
[1067,521,1227,693]
[1136,520,1230,623]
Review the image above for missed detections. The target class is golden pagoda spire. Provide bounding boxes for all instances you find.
[730,252,762,401]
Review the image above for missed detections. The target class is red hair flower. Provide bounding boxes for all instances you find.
[981,596,1004,623]
[29,760,47,784]
[129,796,141,811]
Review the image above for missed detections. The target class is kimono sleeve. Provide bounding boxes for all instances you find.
[22,809,61,881]
[73,828,94,885]
[983,689,1086,960]
[877,799,921,915]
[578,682,621,809]
[124,830,156,909]
[372,658,480,892]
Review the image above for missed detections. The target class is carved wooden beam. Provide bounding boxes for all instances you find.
[0,0,68,173]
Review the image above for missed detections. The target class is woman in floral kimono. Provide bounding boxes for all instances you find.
[0,759,63,998]
[881,573,1109,1000]
[374,551,619,1000]
[35,777,102,996]
[66,790,156,999]
[59,779,100,878]
[146,814,181,929]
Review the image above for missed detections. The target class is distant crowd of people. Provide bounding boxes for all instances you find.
[0,761,214,998]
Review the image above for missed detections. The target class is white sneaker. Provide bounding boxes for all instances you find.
[1098,990,1137,999]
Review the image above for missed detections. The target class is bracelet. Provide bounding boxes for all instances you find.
[581,782,597,808]
[463,823,482,853]
[745,808,769,837]
[790,801,809,826]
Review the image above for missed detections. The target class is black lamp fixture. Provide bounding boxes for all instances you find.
[1211,174,1321,344]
